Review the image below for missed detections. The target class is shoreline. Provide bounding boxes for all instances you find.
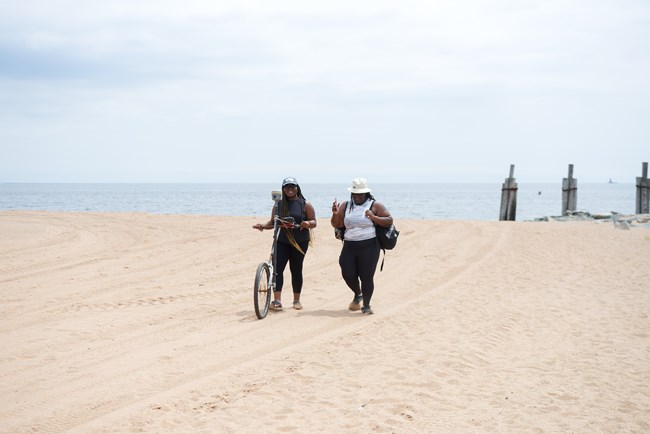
[3,208,650,224]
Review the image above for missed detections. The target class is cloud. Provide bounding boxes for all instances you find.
[1,0,649,182]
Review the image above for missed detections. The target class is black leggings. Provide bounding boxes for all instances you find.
[275,240,309,293]
[339,238,380,307]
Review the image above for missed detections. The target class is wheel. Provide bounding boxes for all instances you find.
[254,262,271,319]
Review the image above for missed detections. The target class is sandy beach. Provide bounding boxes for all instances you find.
[1,211,649,433]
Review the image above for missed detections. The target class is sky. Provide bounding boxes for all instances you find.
[1,0,649,184]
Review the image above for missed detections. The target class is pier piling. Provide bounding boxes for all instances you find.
[636,162,649,214]
[499,164,518,221]
[562,164,578,216]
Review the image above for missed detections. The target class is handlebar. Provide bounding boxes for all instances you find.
[253,216,306,231]
[275,216,300,229]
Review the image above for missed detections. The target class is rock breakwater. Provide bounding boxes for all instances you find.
[532,211,650,230]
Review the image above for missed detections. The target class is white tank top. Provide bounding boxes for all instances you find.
[343,199,376,241]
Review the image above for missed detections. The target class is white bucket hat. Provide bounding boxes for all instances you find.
[347,178,372,194]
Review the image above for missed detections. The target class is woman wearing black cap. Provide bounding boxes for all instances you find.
[253,177,317,311]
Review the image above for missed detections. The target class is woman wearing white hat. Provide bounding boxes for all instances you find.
[253,177,317,311]
[330,178,393,315]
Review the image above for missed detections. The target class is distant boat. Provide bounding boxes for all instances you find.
[609,178,614,184]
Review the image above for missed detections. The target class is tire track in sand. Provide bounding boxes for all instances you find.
[0,214,508,433]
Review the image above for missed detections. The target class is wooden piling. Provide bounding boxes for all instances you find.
[636,162,649,214]
[562,164,578,216]
[499,164,518,221]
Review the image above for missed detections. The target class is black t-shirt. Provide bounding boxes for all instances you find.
[277,198,310,244]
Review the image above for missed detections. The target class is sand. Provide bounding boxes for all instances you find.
[1,211,649,433]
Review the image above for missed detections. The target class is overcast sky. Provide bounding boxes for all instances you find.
[1,0,648,184]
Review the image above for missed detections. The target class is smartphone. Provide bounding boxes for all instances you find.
[271,190,282,201]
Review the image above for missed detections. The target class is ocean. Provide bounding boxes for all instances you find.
[0,182,639,221]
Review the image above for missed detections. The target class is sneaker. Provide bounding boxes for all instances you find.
[293,301,303,310]
[348,294,362,311]
[270,300,283,311]
[361,306,374,315]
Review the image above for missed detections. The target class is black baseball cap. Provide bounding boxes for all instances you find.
[282,177,298,187]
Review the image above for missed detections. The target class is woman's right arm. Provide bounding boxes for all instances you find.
[330,200,345,228]
[253,206,276,231]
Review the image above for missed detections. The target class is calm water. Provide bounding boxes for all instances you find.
[0,183,638,221]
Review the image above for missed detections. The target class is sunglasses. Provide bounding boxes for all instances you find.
[283,184,297,188]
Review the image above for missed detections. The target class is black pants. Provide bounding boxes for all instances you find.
[275,240,309,293]
[339,238,380,307]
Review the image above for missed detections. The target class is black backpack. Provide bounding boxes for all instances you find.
[371,201,399,270]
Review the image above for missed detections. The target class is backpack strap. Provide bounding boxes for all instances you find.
[369,200,387,271]
[342,200,351,221]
